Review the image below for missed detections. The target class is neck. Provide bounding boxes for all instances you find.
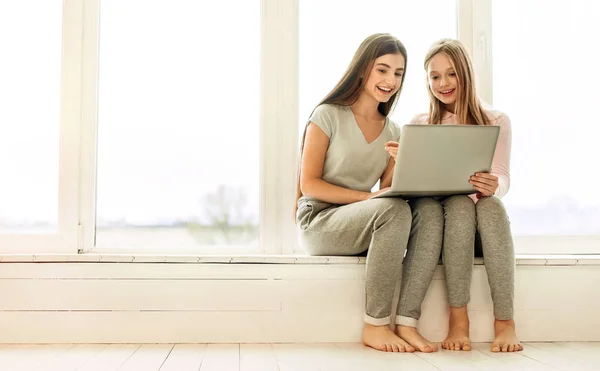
[351,93,381,119]
[444,102,456,114]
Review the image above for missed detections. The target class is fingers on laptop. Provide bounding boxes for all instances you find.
[386,148,398,159]
[470,177,495,188]
[385,142,398,159]
[474,186,494,197]
[471,182,495,196]
[469,174,497,196]
[474,172,497,181]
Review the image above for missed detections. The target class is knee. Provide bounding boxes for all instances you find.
[476,196,509,223]
[443,195,475,220]
[411,197,443,222]
[370,198,411,228]
[476,196,507,216]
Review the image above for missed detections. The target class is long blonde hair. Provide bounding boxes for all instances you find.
[294,34,408,219]
[424,39,490,126]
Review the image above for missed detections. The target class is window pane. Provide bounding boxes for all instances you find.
[299,0,457,136]
[0,2,62,233]
[96,1,260,250]
[493,0,600,235]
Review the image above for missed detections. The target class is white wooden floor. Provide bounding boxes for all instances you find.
[0,342,598,371]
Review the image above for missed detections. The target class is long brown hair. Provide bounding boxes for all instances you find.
[424,39,490,126]
[294,33,408,219]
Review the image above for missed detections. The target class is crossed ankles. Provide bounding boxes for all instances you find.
[396,325,438,353]
[362,323,415,352]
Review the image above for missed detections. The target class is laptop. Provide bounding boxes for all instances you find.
[373,124,500,198]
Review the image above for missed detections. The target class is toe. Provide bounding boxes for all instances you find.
[441,341,448,350]
[508,344,515,352]
[463,342,472,351]
[392,344,401,352]
[491,344,500,352]
[406,345,416,353]
[502,344,509,352]
[454,341,461,350]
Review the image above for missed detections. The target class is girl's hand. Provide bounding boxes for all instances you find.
[368,187,391,199]
[385,141,399,159]
[469,172,498,198]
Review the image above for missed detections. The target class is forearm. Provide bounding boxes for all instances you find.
[491,112,512,199]
[379,158,395,189]
[301,178,370,205]
[380,170,393,189]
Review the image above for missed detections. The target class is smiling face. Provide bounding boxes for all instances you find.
[361,53,405,104]
[427,52,459,113]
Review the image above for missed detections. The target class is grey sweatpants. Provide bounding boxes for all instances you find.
[441,195,515,320]
[297,197,443,326]
[396,198,444,327]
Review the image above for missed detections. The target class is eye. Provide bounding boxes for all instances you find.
[378,69,386,74]
[431,76,439,80]
[449,72,456,76]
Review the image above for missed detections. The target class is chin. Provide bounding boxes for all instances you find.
[376,94,394,103]
[436,96,454,106]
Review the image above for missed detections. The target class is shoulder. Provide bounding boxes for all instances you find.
[408,112,429,125]
[309,104,347,138]
[484,109,511,127]
[312,103,345,118]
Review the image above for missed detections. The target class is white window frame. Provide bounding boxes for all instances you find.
[0,0,82,254]
[2,0,597,255]
[260,0,299,255]
[459,0,493,104]
[79,0,99,253]
[78,0,300,254]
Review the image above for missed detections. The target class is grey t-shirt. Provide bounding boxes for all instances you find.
[299,104,401,204]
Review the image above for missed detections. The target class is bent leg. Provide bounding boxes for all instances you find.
[396,197,444,352]
[299,198,413,352]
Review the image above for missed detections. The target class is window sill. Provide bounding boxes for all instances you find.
[1,253,599,266]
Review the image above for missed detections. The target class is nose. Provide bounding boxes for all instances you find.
[439,75,449,87]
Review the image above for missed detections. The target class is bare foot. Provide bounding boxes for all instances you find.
[395,326,438,353]
[491,319,523,352]
[363,323,416,352]
[442,306,472,351]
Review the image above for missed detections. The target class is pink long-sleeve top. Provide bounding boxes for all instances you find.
[409,109,512,203]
